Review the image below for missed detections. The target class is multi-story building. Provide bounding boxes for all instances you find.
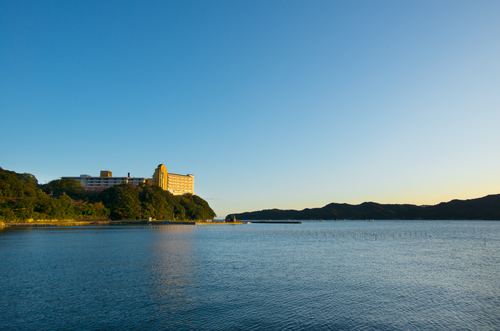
[152,164,194,195]
[63,171,146,192]
[62,165,194,195]
[152,164,168,190]
[167,173,195,195]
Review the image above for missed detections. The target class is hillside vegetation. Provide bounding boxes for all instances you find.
[227,195,500,221]
[0,167,215,222]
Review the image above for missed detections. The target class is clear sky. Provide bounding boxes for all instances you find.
[1,0,499,218]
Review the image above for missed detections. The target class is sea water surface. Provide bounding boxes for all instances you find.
[1,220,499,330]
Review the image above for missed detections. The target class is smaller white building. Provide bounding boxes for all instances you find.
[62,174,146,192]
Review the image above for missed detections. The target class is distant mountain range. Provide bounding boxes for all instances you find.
[226,194,500,221]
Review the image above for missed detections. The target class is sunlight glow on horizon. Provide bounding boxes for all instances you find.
[1,1,499,217]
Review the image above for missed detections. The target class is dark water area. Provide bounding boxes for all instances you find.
[1,221,499,330]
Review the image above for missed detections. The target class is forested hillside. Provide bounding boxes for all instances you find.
[227,195,500,221]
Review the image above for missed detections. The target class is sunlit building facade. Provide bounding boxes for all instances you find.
[152,164,194,195]
[62,165,194,195]
[152,164,168,190]
[167,173,195,196]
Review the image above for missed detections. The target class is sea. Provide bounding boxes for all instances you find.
[1,220,499,330]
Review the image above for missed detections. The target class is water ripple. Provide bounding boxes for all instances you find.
[1,221,499,330]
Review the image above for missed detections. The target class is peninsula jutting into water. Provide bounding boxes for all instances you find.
[0,166,216,223]
[226,194,500,221]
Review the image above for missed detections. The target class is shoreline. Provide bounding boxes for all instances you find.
[1,220,244,227]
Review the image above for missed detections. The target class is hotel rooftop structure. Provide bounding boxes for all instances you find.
[62,164,194,195]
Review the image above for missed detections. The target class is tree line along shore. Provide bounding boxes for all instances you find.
[0,167,216,223]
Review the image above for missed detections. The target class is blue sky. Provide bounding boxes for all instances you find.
[1,0,499,218]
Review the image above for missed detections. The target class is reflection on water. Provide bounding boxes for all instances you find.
[150,226,198,328]
[1,221,499,330]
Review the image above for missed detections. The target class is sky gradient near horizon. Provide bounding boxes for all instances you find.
[1,1,499,218]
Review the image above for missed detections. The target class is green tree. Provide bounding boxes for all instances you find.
[0,167,38,199]
[42,178,86,200]
[58,194,75,218]
[97,184,141,220]
[139,185,173,220]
